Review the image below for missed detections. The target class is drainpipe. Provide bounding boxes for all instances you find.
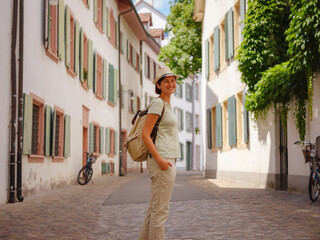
[9,0,19,203]
[118,6,134,176]
[17,0,24,202]
[139,40,143,173]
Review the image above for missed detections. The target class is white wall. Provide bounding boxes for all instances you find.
[0,1,12,204]
[202,0,277,187]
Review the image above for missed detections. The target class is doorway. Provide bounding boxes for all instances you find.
[82,106,90,167]
[279,116,288,190]
[186,141,191,171]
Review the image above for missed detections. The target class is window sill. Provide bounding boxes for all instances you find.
[46,49,59,63]
[108,153,115,157]
[96,94,103,100]
[108,101,116,107]
[222,145,231,151]
[81,81,88,91]
[67,68,76,78]
[237,143,249,150]
[52,156,64,162]
[28,154,45,163]
[96,24,104,34]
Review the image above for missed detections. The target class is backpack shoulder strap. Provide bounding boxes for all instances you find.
[151,99,165,143]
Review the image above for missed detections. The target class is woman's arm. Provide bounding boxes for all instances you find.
[141,113,172,171]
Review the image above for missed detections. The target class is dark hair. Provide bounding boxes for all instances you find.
[155,77,164,94]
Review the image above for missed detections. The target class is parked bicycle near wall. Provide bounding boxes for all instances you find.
[295,137,320,203]
[77,152,97,185]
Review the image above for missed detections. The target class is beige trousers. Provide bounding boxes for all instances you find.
[138,156,176,240]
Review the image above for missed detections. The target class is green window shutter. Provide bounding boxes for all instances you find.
[126,40,129,61]
[45,105,52,156]
[114,131,118,154]
[100,126,104,154]
[107,7,111,38]
[22,94,33,155]
[75,20,80,75]
[93,50,97,94]
[214,26,220,71]
[102,0,106,33]
[105,128,110,154]
[89,123,94,153]
[58,0,64,61]
[45,0,50,48]
[102,59,107,99]
[79,28,84,82]
[87,39,93,89]
[114,69,118,105]
[240,0,246,40]
[205,39,209,79]
[133,49,136,68]
[51,109,57,156]
[206,108,212,149]
[93,0,97,24]
[243,90,249,143]
[228,95,237,146]
[108,64,114,103]
[102,162,107,174]
[225,12,229,62]
[65,6,70,67]
[227,8,234,60]
[64,114,71,157]
[216,103,222,148]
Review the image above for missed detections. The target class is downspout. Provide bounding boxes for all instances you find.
[17,0,24,202]
[9,0,19,203]
[118,6,134,177]
[139,40,143,173]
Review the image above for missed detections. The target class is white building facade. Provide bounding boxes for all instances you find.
[137,0,204,171]
[195,0,320,193]
[1,0,163,204]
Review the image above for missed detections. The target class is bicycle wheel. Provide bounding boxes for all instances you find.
[77,166,93,185]
[308,171,320,202]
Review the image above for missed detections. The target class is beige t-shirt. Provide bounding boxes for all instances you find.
[148,98,181,159]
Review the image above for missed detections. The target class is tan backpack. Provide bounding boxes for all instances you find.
[125,100,165,162]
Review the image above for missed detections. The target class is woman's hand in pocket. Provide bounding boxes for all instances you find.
[157,157,172,171]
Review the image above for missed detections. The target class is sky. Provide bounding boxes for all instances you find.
[133,0,171,16]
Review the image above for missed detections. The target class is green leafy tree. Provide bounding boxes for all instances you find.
[158,0,202,79]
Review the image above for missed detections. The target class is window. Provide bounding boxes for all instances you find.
[178,142,184,162]
[129,44,133,65]
[81,32,88,87]
[196,114,200,131]
[137,96,141,112]
[66,9,76,77]
[186,112,192,132]
[174,84,183,98]
[147,56,150,79]
[30,94,45,158]
[195,83,200,100]
[174,108,184,131]
[53,106,65,160]
[96,0,103,32]
[120,31,124,54]
[90,122,101,154]
[153,61,157,79]
[136,53,140,72]
[225,8,234,61]
[45,3,58,62]
[185,83,192,102]
[105,128,117,157]
[222,100,229,149]
[96,53,103,98]
[220,20,227,71]
[236,91,249,147]
[129,90,134,113]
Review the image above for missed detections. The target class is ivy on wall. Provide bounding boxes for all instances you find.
[237,0,320,140]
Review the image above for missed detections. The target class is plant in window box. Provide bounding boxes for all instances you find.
[195,127,200,135]
[83,69,88,82]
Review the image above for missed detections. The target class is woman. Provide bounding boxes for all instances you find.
[139,66,181,240]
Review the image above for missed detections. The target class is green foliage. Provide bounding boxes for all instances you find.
[238,0,320,140]
[159,0,202,79]
[237,0,289,91]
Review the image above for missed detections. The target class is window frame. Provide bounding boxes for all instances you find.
[67,10,76,78]
[52,106,65,162]
[46,4,59,63]
[96,53,103,99]
[92,122,100,155]
[29,94,45,163]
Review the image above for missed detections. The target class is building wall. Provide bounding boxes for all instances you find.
[203,0,277,187]
[0,1,12,204]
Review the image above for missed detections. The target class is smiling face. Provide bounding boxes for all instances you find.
[156,76,177,95]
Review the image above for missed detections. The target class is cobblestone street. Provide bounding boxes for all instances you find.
[1,172,320,239]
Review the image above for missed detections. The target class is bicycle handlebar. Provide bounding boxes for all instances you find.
[294,139,315,145]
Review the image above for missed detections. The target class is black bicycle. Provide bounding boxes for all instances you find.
[77,152,97,185]
[295,138,320,203]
